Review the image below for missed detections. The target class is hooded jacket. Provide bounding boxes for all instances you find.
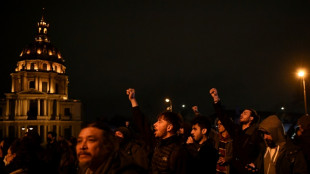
[257,115,308,174]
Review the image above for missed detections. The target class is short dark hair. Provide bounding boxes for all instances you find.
[81,121,116,153]
[191,116,211,135]
[245,108,260,124]
[158,111,183,134]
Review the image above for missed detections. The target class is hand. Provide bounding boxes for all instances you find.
[192,106,199,113]
[126,88,135,100]
[186,136,194,144]
[126,88,138,107]
[209,88,220,103]
[245,163,258,173]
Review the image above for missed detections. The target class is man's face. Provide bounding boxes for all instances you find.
[191,124,204,142]
[153,116,170,139]
[217,120,226,133]
[76,127,103,167]
[240,109,253,124]
[263,132,276,147]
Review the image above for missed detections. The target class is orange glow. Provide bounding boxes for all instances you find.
[297,69,306,77]
[27,50,31,54]
[37,49,42,54]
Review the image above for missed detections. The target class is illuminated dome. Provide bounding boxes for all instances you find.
[19,10,65,65]
[16,9,66,74]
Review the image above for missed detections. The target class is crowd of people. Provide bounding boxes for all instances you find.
[0,88,309,174]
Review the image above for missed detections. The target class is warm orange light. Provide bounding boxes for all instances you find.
[37,49,42,54]
[298,70,306,77]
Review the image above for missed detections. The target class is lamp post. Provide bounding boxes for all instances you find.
[165,98,172,112]
[298,70,308,116]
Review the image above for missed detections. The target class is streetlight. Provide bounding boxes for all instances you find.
[165,98,172,111]
[298,69,308,115]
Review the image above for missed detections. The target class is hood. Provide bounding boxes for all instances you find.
[259,115,286,146]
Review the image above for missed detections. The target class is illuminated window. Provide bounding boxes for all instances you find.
[37,49,41,54]
[20,52,23,56]
[27,50,31,54]
[57,53,62,59]
[39,27,41,33]
[48,50,52,55]
[44,28,47,34]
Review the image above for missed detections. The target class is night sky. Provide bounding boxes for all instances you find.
[1,1,310,122]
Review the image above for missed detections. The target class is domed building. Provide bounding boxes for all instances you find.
[0,11,82,142]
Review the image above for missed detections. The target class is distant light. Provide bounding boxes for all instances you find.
[21,127,26,130]
[63,96,68,100]
[298,70,305,77]
[165,98,170,103]
[182,104,186,108]
[29,127,33,130]
[281,107,285,110]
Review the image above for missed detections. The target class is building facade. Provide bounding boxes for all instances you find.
[0,12,82,143]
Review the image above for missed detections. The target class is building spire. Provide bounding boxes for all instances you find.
[35,7,50,43]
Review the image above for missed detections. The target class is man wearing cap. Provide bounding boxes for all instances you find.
[210,88,264,174]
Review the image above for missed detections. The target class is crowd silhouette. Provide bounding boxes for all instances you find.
[0,88,309,174]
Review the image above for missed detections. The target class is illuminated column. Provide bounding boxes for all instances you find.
[35,76,39,90]
[23,73,27,91]
[6,99,10,117]
[14,100,18,116]
[44,100,47,116]
[44,125,47,142]
[56,125,60,137]
[38,99,40,117]
[11,77,15,92]
[56,101,59,120]
[47,100,51,119]
[17,100,20,116]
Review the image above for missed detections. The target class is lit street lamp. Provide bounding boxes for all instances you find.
[298,70,308,116]
[165,98,172,111]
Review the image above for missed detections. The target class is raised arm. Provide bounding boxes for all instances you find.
[126,88,153,146]
[209,88,235,138]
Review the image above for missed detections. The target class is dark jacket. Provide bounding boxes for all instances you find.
[213,102,264,174]
[131,106,188,174]
[186,139,218,174]
[257,115,308,174]
[293,128,310,171]
[152,135,188,174]
[118,139,150,173]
